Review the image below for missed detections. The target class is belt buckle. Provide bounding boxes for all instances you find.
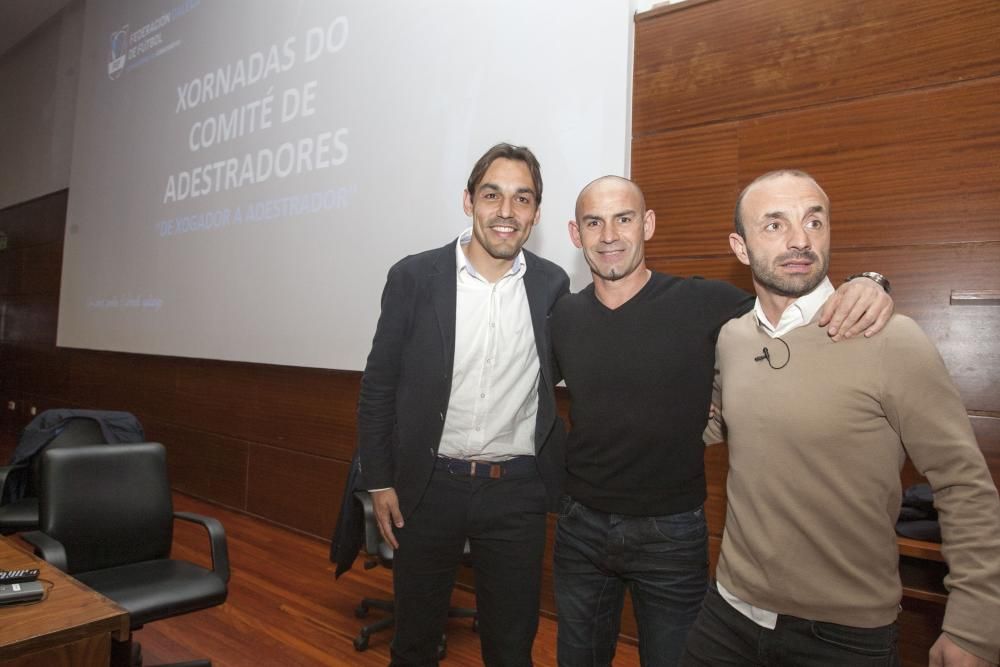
[467,460,503,479]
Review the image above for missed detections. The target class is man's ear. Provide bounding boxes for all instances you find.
[729,233,750,266]
[643,209,656,241]
[568,220,583,249]
[463,189,473,216]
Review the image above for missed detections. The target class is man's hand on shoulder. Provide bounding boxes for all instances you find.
[930,634,995,667]
[371,488,403,550]
[819,276,894,341]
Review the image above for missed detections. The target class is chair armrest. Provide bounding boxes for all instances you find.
[353,491,383,556]
[20,530,69,572]
[174,511,230,583]
[0,463,27,499]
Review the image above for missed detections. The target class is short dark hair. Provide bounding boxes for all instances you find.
[733,169,818,237]
[467,143,543,205]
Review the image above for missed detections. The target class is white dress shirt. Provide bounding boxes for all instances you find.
[752,277,834,339]
[436,229,540,461]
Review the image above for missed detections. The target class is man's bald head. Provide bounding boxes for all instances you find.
[576,175,646,221]
[734,169,827,237]
[570,175,655,286]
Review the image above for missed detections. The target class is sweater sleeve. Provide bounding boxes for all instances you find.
[702,342,725,446]
[880,316,1000,664]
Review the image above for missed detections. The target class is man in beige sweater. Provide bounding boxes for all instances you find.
[684,170,1000,666]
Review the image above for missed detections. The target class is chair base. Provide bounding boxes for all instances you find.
[353,596,477,657]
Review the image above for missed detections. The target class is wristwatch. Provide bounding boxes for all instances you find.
[846,271,891,294]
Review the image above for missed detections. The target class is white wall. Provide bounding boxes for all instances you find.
[0,0,82,209]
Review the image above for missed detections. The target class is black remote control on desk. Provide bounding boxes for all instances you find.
[0,568,40,584]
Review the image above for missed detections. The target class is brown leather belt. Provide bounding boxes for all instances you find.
[435,455,535,479]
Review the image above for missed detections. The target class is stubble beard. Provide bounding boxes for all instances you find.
[748,248,829,298]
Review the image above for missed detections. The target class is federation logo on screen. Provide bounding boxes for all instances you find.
[107,26,128,79]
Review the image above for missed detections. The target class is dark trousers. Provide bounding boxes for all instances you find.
[554,496,708,667]
[390,466,548,667]
[682,583,900,666]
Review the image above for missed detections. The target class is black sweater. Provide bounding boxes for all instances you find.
[551,272,752,515]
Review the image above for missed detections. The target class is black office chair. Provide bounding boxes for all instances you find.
[352,490,478,656]
[0,416,106,534]
[22,442,230,667]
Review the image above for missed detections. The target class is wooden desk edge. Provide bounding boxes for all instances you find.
[0,536,130,656]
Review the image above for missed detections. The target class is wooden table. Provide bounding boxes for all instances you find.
[0,536,129,666]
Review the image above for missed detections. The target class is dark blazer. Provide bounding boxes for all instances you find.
[3,410,145,503]
[329,452,364,577]
[357,240,570,517]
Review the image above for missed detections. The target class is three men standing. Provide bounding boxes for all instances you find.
[356,147,984,667]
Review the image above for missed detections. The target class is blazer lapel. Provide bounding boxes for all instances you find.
[523,254,550,385]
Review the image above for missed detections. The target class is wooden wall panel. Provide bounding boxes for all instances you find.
[738,80,1000,248]
[0,251,14,294]
[635,80,1000,259]
[704,443,728,538]
[2,293,58,345]
[971,416,1000,491]
[632,123,739,259]
[246,445,344,538]
[12,242,63,295]
[147,417,249,509]
[0,191,67,250]
[171,361,357,460]
[839,244,1000,412]
[898,599,946,666]
[61,350,119,407]
[633,0,1000,135]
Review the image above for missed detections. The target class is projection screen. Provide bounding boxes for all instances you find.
[58,0,633,369]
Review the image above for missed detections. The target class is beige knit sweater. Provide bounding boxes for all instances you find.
[706,312,1000,663]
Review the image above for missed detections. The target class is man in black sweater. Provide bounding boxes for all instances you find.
[549,176,894,666]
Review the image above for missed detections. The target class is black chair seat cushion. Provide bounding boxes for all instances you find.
[76,558,227,628]
[0,498,38,531]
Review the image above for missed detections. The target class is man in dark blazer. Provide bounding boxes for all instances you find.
[358,143,570,666]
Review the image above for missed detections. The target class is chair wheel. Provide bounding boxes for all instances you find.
[472,617,479,632]
[355,604,369,618]
[354,636,369,651]
[437,639,447,660]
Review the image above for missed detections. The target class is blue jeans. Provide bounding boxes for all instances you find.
[682,583,900,666]
[554,495,708,667]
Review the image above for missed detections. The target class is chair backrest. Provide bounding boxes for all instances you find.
[38,443,174,574]
[26,417,107,496]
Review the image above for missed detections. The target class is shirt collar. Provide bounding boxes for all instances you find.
[455,227,525,281]
[753,277,834,337]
